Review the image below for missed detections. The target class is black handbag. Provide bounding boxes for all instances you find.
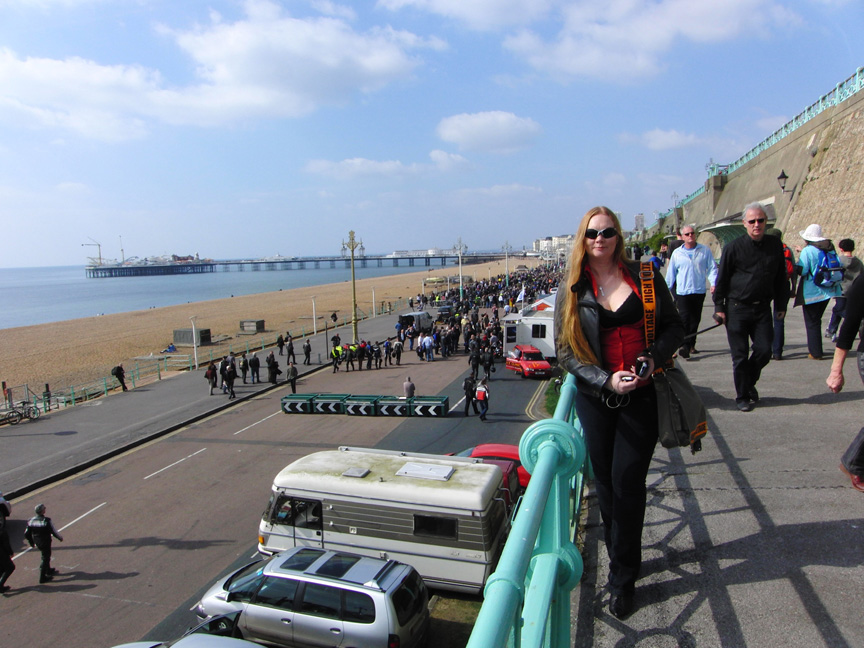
[640,264,707,453]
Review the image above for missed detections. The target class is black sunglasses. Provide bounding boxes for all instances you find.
[585,227,618,240]
[746,218,766,225]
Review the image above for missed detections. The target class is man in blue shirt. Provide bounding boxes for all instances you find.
[665,225,719,359]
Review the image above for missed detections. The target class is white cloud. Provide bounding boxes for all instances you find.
[437,111,541,153]
[0,0,442,140]
[504,0,793,81]
[305,148,468,178]
[619,128,704,150]
[459,183,543,197]
[377,0,555,30]
[311,0,358,21]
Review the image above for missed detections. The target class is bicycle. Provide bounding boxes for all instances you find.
[1,401,40,424]
[0,408,22,426]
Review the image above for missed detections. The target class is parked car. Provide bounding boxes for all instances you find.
[436,302,454,322]
[505,344,553,379]
[454,443,530,488]
[111,613,258,648]
[195,546,429,648]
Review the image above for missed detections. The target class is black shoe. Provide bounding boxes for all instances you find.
[48,568,59,575]
[736,400,753,412]
[0,585,10,593]
[39,575,53,583]
[690,347,700,354]
[772,354,782,361]
[609,593,635,619]
[748,387,759,403]
[678,345,690,359]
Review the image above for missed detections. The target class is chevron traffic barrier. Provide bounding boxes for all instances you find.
[281,394,317,414]
[345,395,380,416]
[412,396,449,417]
[313,394,350,414]
[377,397,412,417]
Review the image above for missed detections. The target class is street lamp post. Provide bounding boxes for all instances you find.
[454,238,466,300]
[342,230,362,343]
[312,296,317,336]
[189,316,199,370]
[502,241,512,287]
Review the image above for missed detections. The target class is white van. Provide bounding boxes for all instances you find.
[257,447,509,594]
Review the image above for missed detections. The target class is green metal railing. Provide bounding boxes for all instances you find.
[467,374,586,648]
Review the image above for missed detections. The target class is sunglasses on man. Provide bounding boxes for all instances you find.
[746,218,766,225]
[585,227,618,240]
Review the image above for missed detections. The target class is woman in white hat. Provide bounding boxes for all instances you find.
[795,223,843,359]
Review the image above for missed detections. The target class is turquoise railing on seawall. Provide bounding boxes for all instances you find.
[653,66,864,223]
[467,374,586,648]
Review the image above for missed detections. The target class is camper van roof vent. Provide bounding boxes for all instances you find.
[342,467,371,479]
[396,462,454,481]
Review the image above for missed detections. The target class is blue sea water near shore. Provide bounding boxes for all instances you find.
[0,264,442,330]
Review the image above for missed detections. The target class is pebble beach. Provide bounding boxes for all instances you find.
[0,259,539,393]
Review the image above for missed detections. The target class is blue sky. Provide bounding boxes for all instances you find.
[1,0,861,267]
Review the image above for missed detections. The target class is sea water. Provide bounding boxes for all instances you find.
[0,264,441,330]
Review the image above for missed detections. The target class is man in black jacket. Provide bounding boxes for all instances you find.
[25,504,63,584]
[714,203,789,411]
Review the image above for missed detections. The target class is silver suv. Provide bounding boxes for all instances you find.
[194,547,429,648]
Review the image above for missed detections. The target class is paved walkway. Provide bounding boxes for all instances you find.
[571,299,863,647]
[0,313,410,498]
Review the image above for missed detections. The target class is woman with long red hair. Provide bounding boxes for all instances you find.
[555,206,683,618]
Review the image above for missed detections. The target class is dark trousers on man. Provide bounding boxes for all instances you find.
[675,292,706,352]
[802,299,830,359]
[827,297,847,336]
[464,395,478,416]
[574,385,658,595]
[725,302,773,403]
[37,542,52,582]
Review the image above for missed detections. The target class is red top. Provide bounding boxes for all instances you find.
[585,263,648,383]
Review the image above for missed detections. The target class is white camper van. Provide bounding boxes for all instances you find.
[257,446,509,594]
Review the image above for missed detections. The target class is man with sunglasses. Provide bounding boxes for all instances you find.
[713,203,790,411]
[665,225,718,358]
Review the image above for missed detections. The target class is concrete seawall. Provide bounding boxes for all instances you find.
[670,76,864,250]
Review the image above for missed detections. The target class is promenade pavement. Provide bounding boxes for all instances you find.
[571,299,864,647]
[0,313,411,498]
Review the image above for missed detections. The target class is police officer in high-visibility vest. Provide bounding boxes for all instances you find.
[25,503,63,584]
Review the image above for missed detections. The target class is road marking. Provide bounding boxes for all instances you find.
[13,502,107,561]
[525,380,549,420]
[234,410,282,435]
[449,396,465,413]
[144,448,207,480]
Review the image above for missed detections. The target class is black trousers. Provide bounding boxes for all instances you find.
[802,299,830,358]
[675,293,706,350]
[37,543,52,580]
[574,384,658,595]
[725,302,773,402]
[464,395,478,415]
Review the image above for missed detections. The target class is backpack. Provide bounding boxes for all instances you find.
[813,249,844,289]
[476,387,487,401]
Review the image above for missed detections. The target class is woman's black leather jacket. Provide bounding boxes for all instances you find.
[554,262,684,398]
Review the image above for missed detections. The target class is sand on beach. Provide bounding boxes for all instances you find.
[0,259,541,394]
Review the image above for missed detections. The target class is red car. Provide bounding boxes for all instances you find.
[505,344,553,379]
[455,443,530,488]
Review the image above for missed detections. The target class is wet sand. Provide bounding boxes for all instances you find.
[0,259,538,392]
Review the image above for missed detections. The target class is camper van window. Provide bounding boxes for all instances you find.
[294,499,323,530]
[531,324,547,339]
[506,326,517,343]
[270,494,293,524]
[298,583,342,619]
[343,590,377,624]
[255,575,299,609]
[413,514,457,540]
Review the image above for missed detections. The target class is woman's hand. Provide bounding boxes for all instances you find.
[636,355,655,377]
[610,370,640,394]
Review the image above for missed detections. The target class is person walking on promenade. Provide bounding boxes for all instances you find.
[25,503,63,584]
[286,335,296,364]
[794,223,842,360]
[267,355,281,384]
[713,203,789,411]
[249,353,260,384]
[403,376,415,399]
[766,228,797,360]
[0,497,15,593]
[111,363,128,391]
[224,362,237,399]
[287,362,298,394]
[303,339,312,365]
[555,206,684,619]
[462,375,479,416]
[205,361,218,395]
[476,377,490,421]
[393,338,403,365]
[239,353,249,383]
[219,356,229,393]
[826,238,863,341]
[276,334,285,356]
[331,345,342,372]
[664,224,718,358]
[826,270,864,491]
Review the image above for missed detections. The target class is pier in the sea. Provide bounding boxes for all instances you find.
[85,252,512,278]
